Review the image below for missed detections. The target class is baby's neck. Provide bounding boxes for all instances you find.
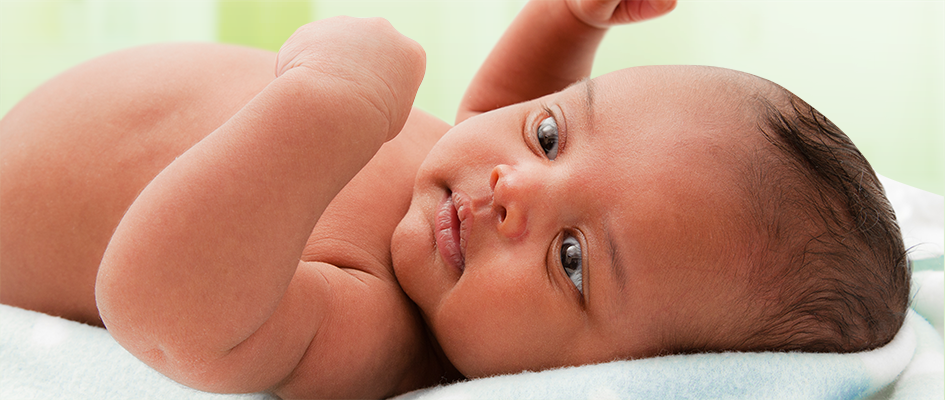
[422,321,465,386]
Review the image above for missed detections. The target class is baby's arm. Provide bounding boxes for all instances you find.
[96,17,424,397]
[457,0,675,123]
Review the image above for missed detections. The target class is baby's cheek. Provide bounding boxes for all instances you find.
[434,261,568,376]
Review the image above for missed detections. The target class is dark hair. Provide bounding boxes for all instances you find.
[738,86,911,353]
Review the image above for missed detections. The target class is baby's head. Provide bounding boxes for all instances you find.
[391,65,910,378]
[733,74,910,353]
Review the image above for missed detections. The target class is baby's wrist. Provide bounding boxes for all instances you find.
[275,17,424,141]
[273,68,391,146]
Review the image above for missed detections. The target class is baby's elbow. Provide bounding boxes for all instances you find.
[158,352,272,395]
[94,262,141,344]
[141,350,263,395]
[100,318,265,394]
[96,270,259,394]
[95,257,159,351]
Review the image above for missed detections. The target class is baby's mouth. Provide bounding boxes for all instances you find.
[434,190,466,273]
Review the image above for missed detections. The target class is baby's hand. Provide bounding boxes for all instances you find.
[566,0,676,28]
[276,16,426,141]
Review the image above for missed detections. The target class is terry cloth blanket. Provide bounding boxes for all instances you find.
[1,176,941,400]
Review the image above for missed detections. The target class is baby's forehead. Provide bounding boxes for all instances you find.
[588,65,764,112]
[572,66,765,153]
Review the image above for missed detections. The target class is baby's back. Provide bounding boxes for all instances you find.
[0,43,277,324]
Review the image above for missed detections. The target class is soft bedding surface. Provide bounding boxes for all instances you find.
[2,176,942,400]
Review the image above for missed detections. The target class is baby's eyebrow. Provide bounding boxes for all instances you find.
[582,78,595,115]
[567,77,595,120]
[605,227,625,293]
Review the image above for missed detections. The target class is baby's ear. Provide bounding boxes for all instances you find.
[567,0,677,29]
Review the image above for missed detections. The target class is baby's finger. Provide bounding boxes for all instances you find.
[566,0,621,28]
[610,0,676,25]
[630,0,676,22]
[568,0,676,28]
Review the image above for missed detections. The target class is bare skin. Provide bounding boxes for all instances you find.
[1,39,450,396]
[1,1,679,398]
[0,42,446,326]
[2,43,273,326]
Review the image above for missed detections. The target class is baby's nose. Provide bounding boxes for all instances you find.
[490,165,528,240]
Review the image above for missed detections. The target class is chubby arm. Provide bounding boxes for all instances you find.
[457,0,676,123]
[95,17,425,396]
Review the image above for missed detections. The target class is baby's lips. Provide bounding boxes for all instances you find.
[435,191,466,274]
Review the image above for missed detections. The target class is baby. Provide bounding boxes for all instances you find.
[0,0,911,398]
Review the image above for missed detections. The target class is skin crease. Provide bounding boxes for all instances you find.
[393,65,765,377]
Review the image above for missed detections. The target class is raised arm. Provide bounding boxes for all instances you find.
[95,17,424,396]
[457,0,676,123]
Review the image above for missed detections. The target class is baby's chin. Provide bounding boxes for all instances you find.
[389,216,413,281]
[389,178,437,284]
[388,200,434,303]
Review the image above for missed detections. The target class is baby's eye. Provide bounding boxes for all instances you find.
[561,235,583,295]
[537,116,559,160]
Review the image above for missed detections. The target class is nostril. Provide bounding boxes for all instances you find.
[497,204,506,223]
[490,167,500,192]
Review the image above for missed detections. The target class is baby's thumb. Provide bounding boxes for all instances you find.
[635,0,676,22]
[566,0,621,29]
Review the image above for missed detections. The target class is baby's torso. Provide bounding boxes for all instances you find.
[0,42,449,323]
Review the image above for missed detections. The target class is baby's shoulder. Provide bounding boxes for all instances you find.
[70,43,274,124]
[80,42,274,85]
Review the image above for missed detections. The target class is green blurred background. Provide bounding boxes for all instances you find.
[1,0,942,195]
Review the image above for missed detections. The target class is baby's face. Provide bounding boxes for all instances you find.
[392,65,762,377]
